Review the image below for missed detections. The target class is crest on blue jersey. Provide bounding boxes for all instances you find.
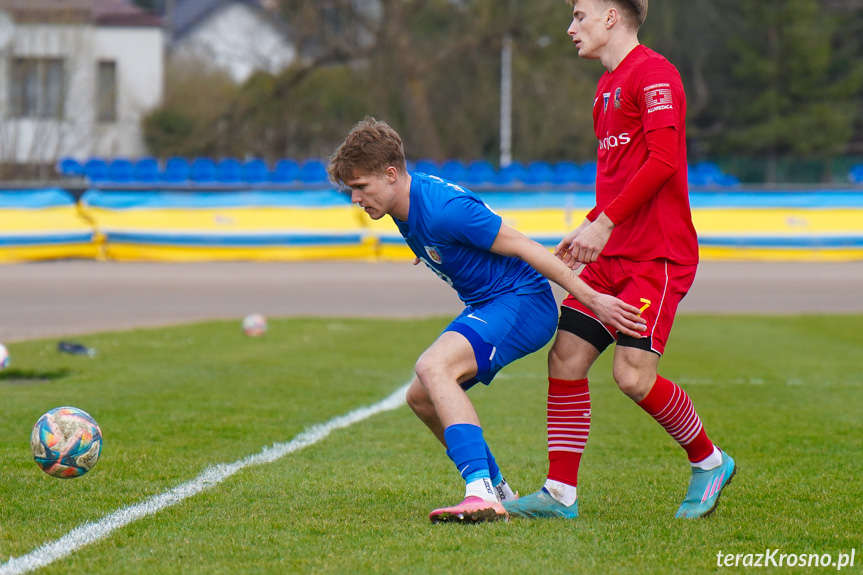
[614,87,622,110]
[424,246,443,264]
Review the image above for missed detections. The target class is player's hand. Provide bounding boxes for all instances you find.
[412,257,421,265]
[569,214,614,264]
[554,220,590,270]
[590,293,646,338]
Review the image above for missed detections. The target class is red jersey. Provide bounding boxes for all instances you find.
[589,45,698,264]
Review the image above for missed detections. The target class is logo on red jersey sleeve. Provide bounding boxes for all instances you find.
[644,83,673,114]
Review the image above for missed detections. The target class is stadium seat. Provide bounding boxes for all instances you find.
[215,158,243,183]
[440,160,466,183]
[694,161,723,183]
[715,173,741,186]
[552,161,583,185]
[497,161,527,185]
[524,161,554,185]
[299,159,328,183]
[463,160,497,185]
[83,158,109,183]
[242,159,269,184]
[57,157,84,177]
[162,157,190,183]
[190,157,217,182]
[414,159,439,176]
[849,164,863,183]
[687,164,708,186]
[133,157,160,183]
[579,161,597,184]
[107,159,134,183]
[689,161,740,186]
[270,159,300,183]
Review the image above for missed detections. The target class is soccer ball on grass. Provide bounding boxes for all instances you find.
[31,407,102,478]
[242,313,267,337]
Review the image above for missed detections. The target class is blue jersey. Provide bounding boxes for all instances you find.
[393,173,549,306]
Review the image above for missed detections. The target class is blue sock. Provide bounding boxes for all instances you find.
[444,424,491,484]
[447,441,502,484]
[485,442,503,485]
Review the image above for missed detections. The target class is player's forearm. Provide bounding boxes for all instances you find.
[492,225,602,307]
[521,238,600,307]
[602,126,679,225]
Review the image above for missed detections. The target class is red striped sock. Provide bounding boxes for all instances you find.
[637,375,714,463]
[547,378,590,486]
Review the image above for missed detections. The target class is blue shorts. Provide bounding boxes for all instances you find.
[445,287,558,388]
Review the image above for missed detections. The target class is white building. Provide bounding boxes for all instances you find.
[167,0,295,83]
[0,0,163,164]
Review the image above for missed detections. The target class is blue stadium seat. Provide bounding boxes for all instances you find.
[190,157,217,182]
[689,161,739,186]
[57,157,84,177]
[440,160,466,183]
[497,161,527,185]
[162,157,190,183]
[216,158,242,183]
[694,161,722,183]
[687,164,707,185]
[463,160,497,185]
[242,159,269,183]
[299,159,328,183]
[133,157,160,183]
[850,164,863,184]
[524,161,554,185]
[83,158,109,183]
[579,161,597,184]
[107,159,134,182]
[271,159,300,183]
[552,161,582,185]
[716,173,741,186]
[414,159,439,176]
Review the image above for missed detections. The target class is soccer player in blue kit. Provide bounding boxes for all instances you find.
[328,117,646,524]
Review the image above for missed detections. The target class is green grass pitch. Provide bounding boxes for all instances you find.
[1,315,861,574]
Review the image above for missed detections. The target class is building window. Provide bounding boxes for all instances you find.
[10,58,65,119]
[97,60,117,123]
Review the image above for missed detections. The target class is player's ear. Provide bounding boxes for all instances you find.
[386,166,398,182]
[605,9,617,27]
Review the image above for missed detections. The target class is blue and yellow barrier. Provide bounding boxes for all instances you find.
[1,188,861,263]
[0,190,97,263]
[80,190,375,262]
[691,192,863,261]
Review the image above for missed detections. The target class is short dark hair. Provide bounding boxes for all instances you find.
[328,116,407,185]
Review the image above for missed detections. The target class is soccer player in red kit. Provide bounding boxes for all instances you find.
[504,0,736,519]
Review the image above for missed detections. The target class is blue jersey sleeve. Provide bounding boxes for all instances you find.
[432,194,502,251]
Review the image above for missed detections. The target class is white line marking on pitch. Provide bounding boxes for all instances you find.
[0,383,410,575]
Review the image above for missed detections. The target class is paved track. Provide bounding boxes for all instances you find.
[2,260,862,342]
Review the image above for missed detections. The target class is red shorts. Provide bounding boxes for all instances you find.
[561,257,696,355]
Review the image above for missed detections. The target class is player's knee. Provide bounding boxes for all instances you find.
[414,356,443,390]
[547,339,591,380]
[612,365,653,401]
[405,382,432,416]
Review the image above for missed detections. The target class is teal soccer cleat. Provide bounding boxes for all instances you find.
[502,488,578,519]
[676,450,736,519]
